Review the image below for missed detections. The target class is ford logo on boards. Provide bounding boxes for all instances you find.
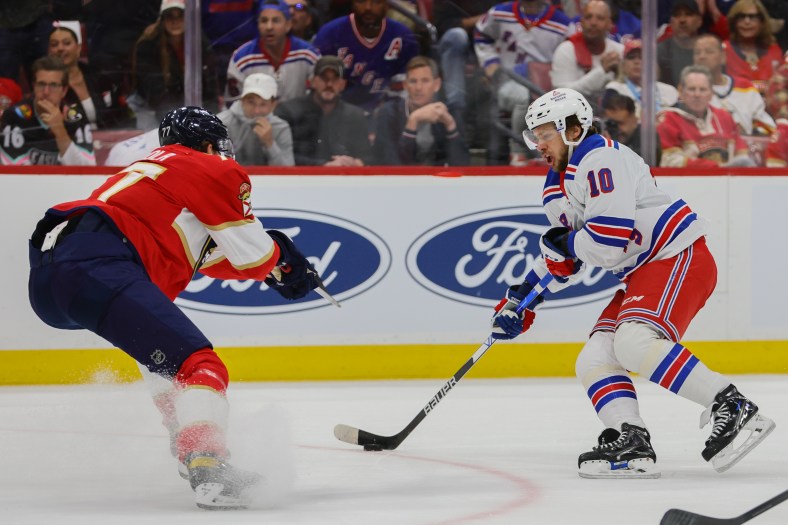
[406,207,621,308]
[176,209,391,314]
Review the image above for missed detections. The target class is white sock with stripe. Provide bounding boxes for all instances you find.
[614,322,729,407]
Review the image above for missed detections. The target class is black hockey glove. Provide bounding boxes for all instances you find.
[265,230,321,300]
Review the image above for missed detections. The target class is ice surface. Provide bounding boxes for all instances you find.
[0,376,785,524]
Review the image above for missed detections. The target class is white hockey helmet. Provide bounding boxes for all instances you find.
[523,88,594,150]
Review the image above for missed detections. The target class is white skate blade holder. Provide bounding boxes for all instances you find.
[194,482,254,510]
[711,414,776,473]
[579,458,661,479]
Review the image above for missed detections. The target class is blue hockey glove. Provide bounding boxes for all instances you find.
[540,227,583,279]
[265,230,321,300]
[490,284,543,340]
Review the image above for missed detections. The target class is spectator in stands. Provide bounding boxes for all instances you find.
[313,0,419,113]
[602,92,662,163]
[0,56,95,166]
[373,55,469,166]
[49,21,135,130]
[0,77,23,118]
[723,0,783,96]
[132,0,220,125]
[201,0,258,95]
[657,65,755,167]
[433,0,498,137]
[226,0,319,105]
[82,0,160,106]
[658,0,705,87]
[551,0,624,106]
[764,63,788,167]
[604,39,679,116]
[275,55,371,166]
[0,0,53,84]
[475,0,572,165]
[693,33,775,135]
[218,72,294,165]
[286,0,318,41]
[564,0,642,43]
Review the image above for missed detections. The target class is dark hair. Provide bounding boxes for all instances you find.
[602,92,636,114]
[49,26,80,45]
[31,55,69,85]
[566,114,599,138]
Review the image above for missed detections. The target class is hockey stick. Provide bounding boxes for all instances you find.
[333,273,554,451]
[660,489,788,525]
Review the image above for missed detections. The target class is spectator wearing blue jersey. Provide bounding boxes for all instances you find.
[313,0,420,113]
[226,0,320,104]
[373,56,469,166]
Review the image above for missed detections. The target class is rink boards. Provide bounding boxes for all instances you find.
[1,166,787,384]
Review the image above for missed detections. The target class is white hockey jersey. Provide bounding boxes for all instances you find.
[540,134,707,281]
[474,2,571,69]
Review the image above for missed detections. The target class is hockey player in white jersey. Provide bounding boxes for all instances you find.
[490,88,775,478]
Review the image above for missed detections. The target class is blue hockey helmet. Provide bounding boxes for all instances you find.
[159,106,235,158]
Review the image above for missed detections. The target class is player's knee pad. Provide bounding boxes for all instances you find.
[613,321,665,374]
[575,331,618,385]
[175,348,229,394]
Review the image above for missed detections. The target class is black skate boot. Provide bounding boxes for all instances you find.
[187,454,263,510]
[578,423,660,479]
[701,384,775,473]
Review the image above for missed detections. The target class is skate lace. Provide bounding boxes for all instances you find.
[595,429,629,451]
[709,403,731,439]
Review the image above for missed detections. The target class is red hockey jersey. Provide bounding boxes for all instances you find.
[52,144,280,299]
[656,105,750,168]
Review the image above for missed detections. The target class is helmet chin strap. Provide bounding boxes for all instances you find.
[560,127,589,165]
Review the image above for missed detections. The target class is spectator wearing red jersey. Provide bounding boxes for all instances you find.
[657,64,755,167]
[722,0,783,95]
[764,64,788,167]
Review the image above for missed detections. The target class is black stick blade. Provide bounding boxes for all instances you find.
[333,424,397,451]
[660,509,730,525]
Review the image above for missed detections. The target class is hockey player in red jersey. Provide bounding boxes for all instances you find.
[491,88,774,478]
[28,106,322,509]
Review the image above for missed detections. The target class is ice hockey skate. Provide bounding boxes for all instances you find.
[186,454,262,510]
[700,384,775,473]
[578,423,660,479]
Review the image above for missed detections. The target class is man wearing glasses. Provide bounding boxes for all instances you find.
[0,56,95,166]
[285,0,316,41]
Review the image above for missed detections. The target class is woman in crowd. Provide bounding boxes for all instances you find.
[49,21,134,129]
[132,0,219,124]
[723,0,783,95]
[603,39,678,116]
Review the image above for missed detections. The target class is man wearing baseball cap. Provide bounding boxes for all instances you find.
[218,72,294,165]
[276,55,371,166]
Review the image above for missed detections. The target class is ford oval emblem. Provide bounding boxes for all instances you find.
[406,207,621,308]
[176,209,391,314]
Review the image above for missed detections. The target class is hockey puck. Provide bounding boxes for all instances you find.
[363,444,383,451]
